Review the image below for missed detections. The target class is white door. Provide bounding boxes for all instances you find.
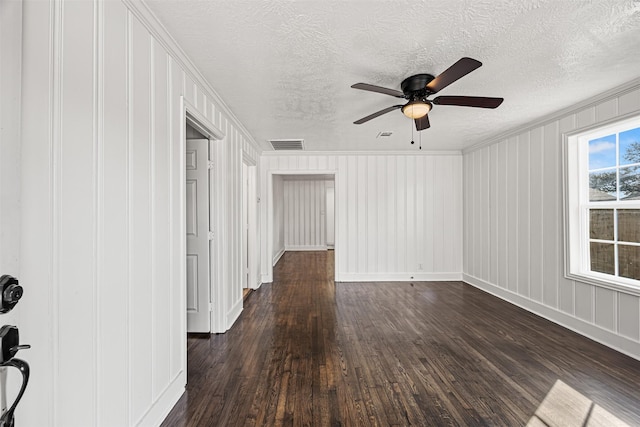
[186,139,211,332]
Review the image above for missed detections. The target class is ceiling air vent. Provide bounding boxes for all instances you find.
[269,139,305,151]
[377,131,393,138]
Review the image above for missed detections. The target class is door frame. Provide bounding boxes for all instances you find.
[180,98,225,343]
[242,155,258,290]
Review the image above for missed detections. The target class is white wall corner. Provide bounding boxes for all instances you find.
[226,297,243,331]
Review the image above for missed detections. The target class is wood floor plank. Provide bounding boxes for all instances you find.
[162,251,640,426]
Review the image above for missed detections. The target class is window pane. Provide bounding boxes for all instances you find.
[589,209,614,240]
[619,165,640,200]
[589,170,617,201]
[619,245,640,280]
[589,134,616,170]
[618,209,640,243]
[590,242,615,275]
[619,127,640,166]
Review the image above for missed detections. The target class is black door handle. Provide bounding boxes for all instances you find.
[0,358,29,427]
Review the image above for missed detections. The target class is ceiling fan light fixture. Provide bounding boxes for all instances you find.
[402,101,432,119]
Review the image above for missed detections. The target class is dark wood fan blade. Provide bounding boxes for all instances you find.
[433,96,503,108]
[425,57,482,94]
[415,114,430,131]
[353,105,403,124]
[351,83,404,98]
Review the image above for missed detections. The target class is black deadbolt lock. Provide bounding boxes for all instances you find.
[0,276,23,314]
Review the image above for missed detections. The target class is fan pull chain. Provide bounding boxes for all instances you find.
[419,131,422,150]
[410,121,414,145]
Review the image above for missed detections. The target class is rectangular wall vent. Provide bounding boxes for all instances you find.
[269,139,305,151]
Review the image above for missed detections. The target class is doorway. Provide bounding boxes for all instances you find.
[185,124,211,333]
[242,158,258,296]
[267,172,337,282]
[182,106,224,335]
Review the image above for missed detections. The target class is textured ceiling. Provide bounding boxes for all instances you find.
[145,0,640,151]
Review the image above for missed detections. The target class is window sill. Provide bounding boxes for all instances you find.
[565,271,640,297]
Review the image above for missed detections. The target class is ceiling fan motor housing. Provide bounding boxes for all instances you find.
[401,74,435,98]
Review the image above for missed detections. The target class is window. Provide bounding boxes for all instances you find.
[565,115,640,293]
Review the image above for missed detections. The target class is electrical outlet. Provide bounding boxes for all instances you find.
[418,263,423,270]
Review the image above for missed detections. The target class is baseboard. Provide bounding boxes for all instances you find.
[338,272,463,282]
[285,245,328,251]
[226,296,243,331]
[463,274,640,362]
[272,247,285,266]
[136,372,185,427]
[251,277,262,290]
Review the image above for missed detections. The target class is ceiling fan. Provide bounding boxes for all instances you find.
[351,57,503,131]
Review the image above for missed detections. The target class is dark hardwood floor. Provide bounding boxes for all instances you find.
[162,251,640,426]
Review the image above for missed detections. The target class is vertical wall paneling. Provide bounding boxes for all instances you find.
[517,132,530,297]
[283,179,331,250]
[480,149,489,280]
[489,144,498,285]
[574,282,594,323]
[462,154,470,275]
[595,287,616,332]
[358,156,368,272]
[396,156,407,273]
[390,157,399,272]
[468,152,476,277]
[272,175,285,263]
[347,157,358,272]
[261,153,463,283]
[618,293,640,341]
[558,114,576,316]
[367,157,377,271]
[131,18,153,422]
[496,141,508,289]
[377,156,388,273]
[529,127,543,303]
[406,156,416,274]
[19,0,261,424]
[462,80,640,360]
[169,56,183,381]
[152,39,171,399]
[506,138,519,293]
[100,1,128,425]
[452,155,463,274]
[542,122,559,308]
[619,88,640,115]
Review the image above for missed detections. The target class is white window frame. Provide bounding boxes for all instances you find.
[564,113,640,296]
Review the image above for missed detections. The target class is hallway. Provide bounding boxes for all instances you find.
[162,251,640,426]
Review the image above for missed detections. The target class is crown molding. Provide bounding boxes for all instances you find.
[121,0,261,153]
[261,150,462,156]
[463,77,640,154]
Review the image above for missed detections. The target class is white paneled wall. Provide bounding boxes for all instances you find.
[19,1,259,425]
[284,179,331,250]
[260,153,463,283]
[463,80,640,360]
[272,175,285,265]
